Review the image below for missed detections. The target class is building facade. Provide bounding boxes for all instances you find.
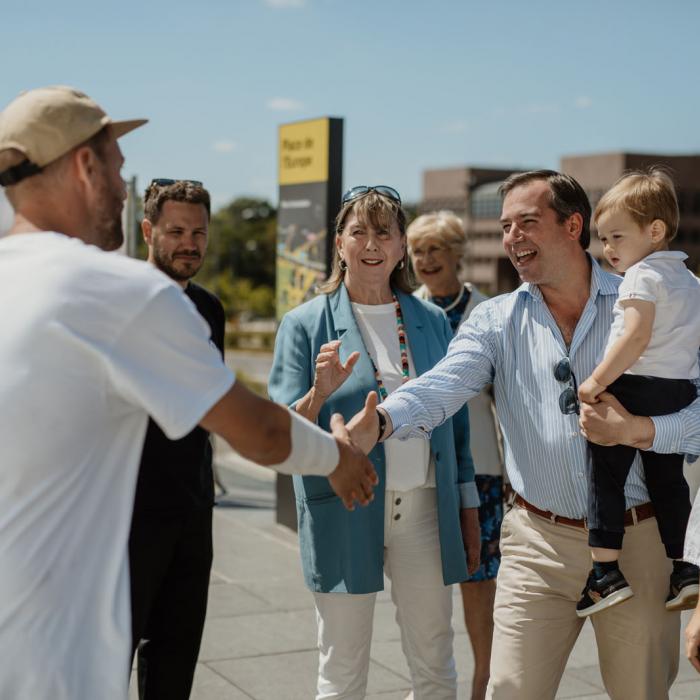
[419,153,700,295]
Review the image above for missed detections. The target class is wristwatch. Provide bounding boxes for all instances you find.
[376,408,387,442]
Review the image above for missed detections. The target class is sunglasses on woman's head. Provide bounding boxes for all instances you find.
[341,185,402,206]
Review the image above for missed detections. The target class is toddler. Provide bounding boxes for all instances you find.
[577,169,700,617]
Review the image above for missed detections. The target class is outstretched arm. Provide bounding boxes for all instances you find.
[360,304,497,441]
[200,381,377,510]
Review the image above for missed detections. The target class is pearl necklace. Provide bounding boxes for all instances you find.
[433,284,466,312]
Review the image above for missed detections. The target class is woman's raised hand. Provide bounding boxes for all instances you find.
[314,340,360,400]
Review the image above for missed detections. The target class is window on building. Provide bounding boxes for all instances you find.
[470,181,504,220]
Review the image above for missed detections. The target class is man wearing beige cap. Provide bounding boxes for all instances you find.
[0,86,377,700]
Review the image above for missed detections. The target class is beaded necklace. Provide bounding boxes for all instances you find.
[355,294,410,402]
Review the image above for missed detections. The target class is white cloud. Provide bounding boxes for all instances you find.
[267,97,304,111]
[262,0,306,7]
[574,96,593,109]
[212,140,237,153]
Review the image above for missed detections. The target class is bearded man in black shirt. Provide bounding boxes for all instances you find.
[129,179,224,700]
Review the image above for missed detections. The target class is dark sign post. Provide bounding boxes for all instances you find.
[276,117,343,530]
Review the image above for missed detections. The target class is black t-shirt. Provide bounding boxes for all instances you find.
[131,282,226,513]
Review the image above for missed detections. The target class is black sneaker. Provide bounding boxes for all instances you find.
[665,562,700,611]
[576,568,634,618]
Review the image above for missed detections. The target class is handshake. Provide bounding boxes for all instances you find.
[324,391,392,510]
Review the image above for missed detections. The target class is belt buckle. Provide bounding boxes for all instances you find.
[583,517,589,532]
[630,506,638,526]
[549,513,557,524]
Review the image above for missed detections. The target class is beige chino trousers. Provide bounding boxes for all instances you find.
[487,505,679,699]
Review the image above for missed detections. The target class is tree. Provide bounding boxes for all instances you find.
[198,197,277,319]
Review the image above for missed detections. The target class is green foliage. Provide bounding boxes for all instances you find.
[196,197,277,320]
[206,273,275,319]
[232,370,268,398]
[200,197,277,288]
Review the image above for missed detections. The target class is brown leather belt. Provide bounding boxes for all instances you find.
[513,494,655,530]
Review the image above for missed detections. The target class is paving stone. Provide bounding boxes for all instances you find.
[210,650,410,699]
[199,609,317,661]
[129,663,249,699]
[212,513,302,585]
[178,508,700,698]
[670,679,700,698]
[555,669,606,697]
[206,582,273,618]
[190,664,252,699]
[565,664,605,692]
[236,577,314,612]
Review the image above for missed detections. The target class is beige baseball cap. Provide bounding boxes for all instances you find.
[0,85,147,186]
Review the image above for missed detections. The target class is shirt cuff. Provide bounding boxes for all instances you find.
[383,395,433,440]
[459,481,480,509]
[651,413,683,454]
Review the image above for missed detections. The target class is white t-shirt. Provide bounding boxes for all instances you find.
[604,250,700,379]
[0,233,235,700]
[352,302,432,491]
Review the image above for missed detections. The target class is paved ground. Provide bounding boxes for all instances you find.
[129,350,700,698]
[129,447,700,700]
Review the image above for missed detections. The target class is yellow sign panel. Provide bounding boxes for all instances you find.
[278,118,329,185]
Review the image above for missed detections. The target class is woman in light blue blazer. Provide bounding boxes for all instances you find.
[269,186,480,700]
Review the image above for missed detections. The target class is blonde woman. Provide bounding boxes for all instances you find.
[408,211,504,700]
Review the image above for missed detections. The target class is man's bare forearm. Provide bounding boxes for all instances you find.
[200,383,292,465]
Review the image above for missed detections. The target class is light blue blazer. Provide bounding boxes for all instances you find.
[268,284,475,593]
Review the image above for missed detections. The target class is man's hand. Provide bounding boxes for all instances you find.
[346,391,381,455]
[578,375,606,405]
[685,599,700,673]
[328,411,379,510]
[460,507,481,575]
[579,391,655,449]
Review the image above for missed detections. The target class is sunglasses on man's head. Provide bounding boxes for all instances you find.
[554,356,580,415]
[148,178,203,188]
[341,185,402,206]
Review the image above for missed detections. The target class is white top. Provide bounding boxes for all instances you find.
[604,251,700,379]
[352,302,432,491]
[416,283,504,477]
[0,233,235,700]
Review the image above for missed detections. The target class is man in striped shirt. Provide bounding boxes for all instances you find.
[351,170,700,699]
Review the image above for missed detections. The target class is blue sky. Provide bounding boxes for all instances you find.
[3,0,699,209]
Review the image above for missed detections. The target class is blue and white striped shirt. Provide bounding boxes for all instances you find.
[384,258,700,519]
